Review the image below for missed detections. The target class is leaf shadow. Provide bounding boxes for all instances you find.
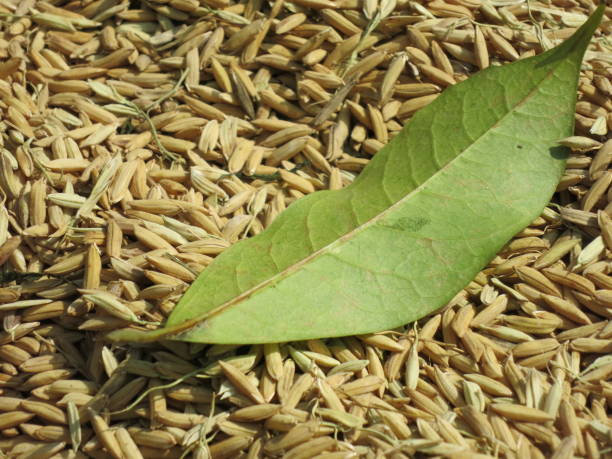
[549,145,569,160]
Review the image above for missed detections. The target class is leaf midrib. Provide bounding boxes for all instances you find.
[171,55,570,339]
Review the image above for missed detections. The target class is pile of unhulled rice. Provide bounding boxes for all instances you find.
[0,0,610,457]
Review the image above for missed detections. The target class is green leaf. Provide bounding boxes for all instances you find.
[107,5,604,345]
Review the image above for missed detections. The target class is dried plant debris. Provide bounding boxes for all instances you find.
[0,0,609,457]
